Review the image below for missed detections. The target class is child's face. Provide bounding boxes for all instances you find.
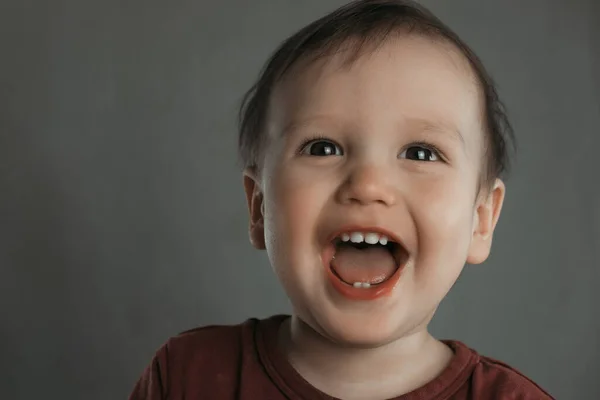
[244,35,504,345]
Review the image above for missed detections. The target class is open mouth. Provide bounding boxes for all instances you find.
[323,230,409,298]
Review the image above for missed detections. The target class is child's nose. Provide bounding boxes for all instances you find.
[336,162,397,207]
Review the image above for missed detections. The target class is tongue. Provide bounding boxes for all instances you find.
[331,245,398,285]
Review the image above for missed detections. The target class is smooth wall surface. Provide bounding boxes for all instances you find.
[1,1,598,399]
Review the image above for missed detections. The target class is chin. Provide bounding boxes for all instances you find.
[314,310,402,348]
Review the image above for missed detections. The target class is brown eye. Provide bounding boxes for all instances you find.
[301,140,343,156]
[399,145,440,162]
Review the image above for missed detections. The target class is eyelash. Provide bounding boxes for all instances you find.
[297,135,338,154]
[298,136,445,161]
[404,141,445,161]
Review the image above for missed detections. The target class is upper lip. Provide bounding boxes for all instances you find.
[323,224,411,269]
[326,225,406,248]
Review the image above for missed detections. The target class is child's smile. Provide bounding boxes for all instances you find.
[322,225,409,300]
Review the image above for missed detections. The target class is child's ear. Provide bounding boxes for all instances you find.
[243,168,266,250]
[467,178,505,265]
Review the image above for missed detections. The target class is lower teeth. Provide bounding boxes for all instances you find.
[353,282,371,288]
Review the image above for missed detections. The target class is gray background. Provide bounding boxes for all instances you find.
[1,0,598,399]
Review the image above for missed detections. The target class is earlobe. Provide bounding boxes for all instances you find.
[243,168,266,250]
[466,179,506,265]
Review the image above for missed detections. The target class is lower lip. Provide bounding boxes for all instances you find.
[321,243,403,301]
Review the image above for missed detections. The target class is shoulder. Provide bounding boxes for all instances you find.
[469,349,555,399]
[160,318,259,366]
[129,319,263,400]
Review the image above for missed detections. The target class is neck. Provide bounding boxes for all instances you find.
[279,315,453,400]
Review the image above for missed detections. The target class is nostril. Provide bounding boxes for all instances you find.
[345,192,395,207]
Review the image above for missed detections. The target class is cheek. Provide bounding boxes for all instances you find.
[263,164,332,269]
[410,172,476,277]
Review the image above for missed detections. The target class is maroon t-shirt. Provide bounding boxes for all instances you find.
[129,315,553,399]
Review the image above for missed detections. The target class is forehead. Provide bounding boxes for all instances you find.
[268,34,484,147]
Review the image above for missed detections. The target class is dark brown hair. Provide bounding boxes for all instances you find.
[238,0,515,188]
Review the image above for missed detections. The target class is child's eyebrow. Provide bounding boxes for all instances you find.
[408,117,466,147]
[279,115,340,137]
[279,115,466,147]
